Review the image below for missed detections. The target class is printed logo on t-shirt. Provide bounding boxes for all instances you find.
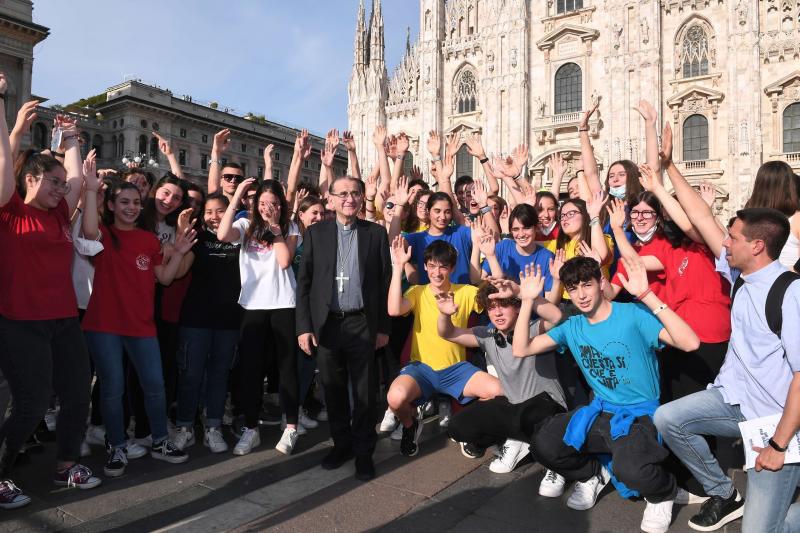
[135,254,151,271]
[577,342,631,390]
[247,241,273,253]
[678,257,689,276]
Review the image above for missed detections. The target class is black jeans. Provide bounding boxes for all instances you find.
[532,410,676,502]
[448,393,565,448]
[0,317,90,476]
[239,308,298,428]
[316,313,377,456]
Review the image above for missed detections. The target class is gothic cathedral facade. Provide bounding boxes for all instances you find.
[347,0,800,215]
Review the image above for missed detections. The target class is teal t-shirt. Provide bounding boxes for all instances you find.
[546,302,664,405]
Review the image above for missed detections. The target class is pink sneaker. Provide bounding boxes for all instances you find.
[53,463,102,490]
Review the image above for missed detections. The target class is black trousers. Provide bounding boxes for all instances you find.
[0,317,90,476]
[448,393,565,448]
[316,313,377,456]
[532,410,676,502]
[239,308,298,429]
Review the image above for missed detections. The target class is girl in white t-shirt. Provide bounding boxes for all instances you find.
[217,178,301,456]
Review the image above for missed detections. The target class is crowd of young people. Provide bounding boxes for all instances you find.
[0,73,798,533]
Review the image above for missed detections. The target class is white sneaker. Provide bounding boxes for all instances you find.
[566,468,609,510]
[125,441,148,460]
[167,420,178,439]
[421,400,434,418]
[130,435,153,448]
[489,439,529,474]
[298,410,319,429]
[390,423,403,441]
[80,439,91,458]
[85,425,105,446]
[675,487,709,505]
[281,416,307,435]
[316,408,328,422]
[379,408,398,432]
[275,427,299,455]
[173,427,195,451]
[44,408,58,432]
[233,428,261,456]
[438,400,451,428]
[203,427,228,453]
[538,469,566,497]
[640,499,674,533]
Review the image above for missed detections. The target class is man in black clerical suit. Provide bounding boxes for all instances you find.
[296,175,391,481]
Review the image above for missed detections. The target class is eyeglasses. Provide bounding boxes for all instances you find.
[330,191,363,200]
[493,330,514,348]
[40,176,71,193]
[630,210,658,220]
[222,174,244,183]
[559,210,580,221]
[417,200,429,208]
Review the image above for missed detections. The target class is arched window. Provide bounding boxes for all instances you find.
[117,135,124,158]
[683,114,709,161]
[92,134,104,159]
[32,122,48,149]
[403,152,415,177]
[150,137,159,157]
[80,132,91,159]
[784,102,800,153]
[456,144,473,178]
[557,0,583,14]
[111,135,117,158]
[138,134,147,155]
[554,63,582,114]
[680,25,709,78]
[454,69,477,114]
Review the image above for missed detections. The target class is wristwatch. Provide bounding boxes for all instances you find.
[768,438,788,453]
[209,159,223,166]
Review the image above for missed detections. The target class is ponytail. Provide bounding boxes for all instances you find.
[13,149,64,198]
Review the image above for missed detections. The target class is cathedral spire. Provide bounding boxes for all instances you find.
[405,26,411,54]
[369,0,384,66]
[354,0,368,67]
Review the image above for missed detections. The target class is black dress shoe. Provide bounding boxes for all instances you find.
[354,455,375,481]
[321,446,354,470]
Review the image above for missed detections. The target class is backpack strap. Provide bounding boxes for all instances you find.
[765,271,800,336]
[730,275,745,304]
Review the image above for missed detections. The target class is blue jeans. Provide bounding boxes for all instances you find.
[85,332,168,448]
[176,327,238,428]
[655,387,800,533]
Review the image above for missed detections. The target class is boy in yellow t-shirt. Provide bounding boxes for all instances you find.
[387,238,502,457]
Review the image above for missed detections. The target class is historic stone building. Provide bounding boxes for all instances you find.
[348,0,800,216]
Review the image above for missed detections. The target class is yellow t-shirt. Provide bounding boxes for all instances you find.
[403,283,482,370]
[542,235,615,300]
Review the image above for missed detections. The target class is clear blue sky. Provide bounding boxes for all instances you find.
[30,0,419,135]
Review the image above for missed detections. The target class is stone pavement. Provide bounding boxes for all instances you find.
[0,415,771,533]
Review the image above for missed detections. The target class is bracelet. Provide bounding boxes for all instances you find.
[768,437,788,453]
[652,303,669,316]
[479,205,492,216]
[589,216,600,226]
[479,157,489,164]
[513,174,524,180]
[209,159,223,166]
[63,134,78,142]
[366,196,376,202]
[637,288,653,301]
[575,169,585,175]
[578,128,589,132]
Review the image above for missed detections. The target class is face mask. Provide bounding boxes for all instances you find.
[541,220,557,236]
[634,225,658,243]
[608,185,626,199]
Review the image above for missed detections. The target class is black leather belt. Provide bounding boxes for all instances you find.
[328,309,364,319]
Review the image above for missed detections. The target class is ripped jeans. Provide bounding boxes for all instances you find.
[175,327,238,429]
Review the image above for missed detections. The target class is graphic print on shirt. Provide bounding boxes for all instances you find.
[135,254,151,271]
[246,240,274,254]
[677,256,689,276]
[577,341,631,391]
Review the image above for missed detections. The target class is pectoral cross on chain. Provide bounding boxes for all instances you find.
[336,270,349,293]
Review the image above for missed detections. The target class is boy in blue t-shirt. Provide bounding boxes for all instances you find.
[513,255,700,532]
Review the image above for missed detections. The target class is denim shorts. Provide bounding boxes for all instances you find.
[400,361,481,406]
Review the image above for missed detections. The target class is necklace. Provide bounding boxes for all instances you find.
[336,225,356,293]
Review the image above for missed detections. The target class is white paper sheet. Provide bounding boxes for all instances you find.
[738,413,800,470]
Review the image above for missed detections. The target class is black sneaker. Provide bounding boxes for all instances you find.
[400,418,423,457]
[258,405,282,426]
[151,439,189,464]
[688,490,744,531]
[0,479,30,509]
[104,447,127,477]
[459,442,486,459]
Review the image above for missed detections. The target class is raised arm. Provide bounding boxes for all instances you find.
[638,163,704,243]
[9,99,39,156]
[80,153,101,241]
[388,175,410,243]
[606,197,664,271]
[217,178,256,242]
[579,102,602,195]
[436,291,479,348]
[262,144,274,181]
[388,236,414,317]
[0,74,14,207]
[319,136,336,194]
[472,179,500,236]
[286,129,310,207]
[511,266,560,357]
[548,153,567,198]
[586,191,611,264]
[660,123,725,257]
[392,132,409,193]
[342,130,362,181]
[58,116,84,215]
[208,129,230,194]
[635,99,661,177]
[465,132,499,195]
[154,227,197,286]
[152,132,183,179]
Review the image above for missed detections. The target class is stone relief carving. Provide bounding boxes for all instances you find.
[640,19,650,45]
[612,23,623,50]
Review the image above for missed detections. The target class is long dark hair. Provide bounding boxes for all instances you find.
[556,199,590,250]
[203,192,230,232]
[139,172,189,234]
[244,179,290,246]
[13,149,65,198]
[296,194,325,237]
[403,189,431,234]
[605,160,644,203]
[102,181,141,250]
[628,190,664,235]
[744,161,798,217]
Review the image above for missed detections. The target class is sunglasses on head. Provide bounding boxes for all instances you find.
[222,174,244,182]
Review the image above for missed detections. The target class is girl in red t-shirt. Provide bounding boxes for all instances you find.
[0,107,100,506]
[81,160,196,479]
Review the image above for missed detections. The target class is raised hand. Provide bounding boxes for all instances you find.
[485,277,520,299]
[606,197,627,230]
[578,240,602,265]
[445,132,462,158]
[638,163,663,192]
[234,177,257,199]
[300,129,312,160]
[410,165,423,181]
[522,184,537,207]
[373,125,387,148]
[293,188,309,215]
[342,130,357,152]
[511,144,529,170]
[177,207,195,235]
[579,99,600,131]
[586,190,607,219]
[616,255,649,298]
[635,99,657,125]
[15,100,39,132]
[321,142,335,167]
[395,175,410,206]
[478,231,496,258]
[427,130,441,157]
[465,132,486,159]
[473,179,489,207]
[174,226,198,255]
[152,131,173,156]
[519,263,545,300]
[213,128,231,154]
[326,128,340,148]
[434,290,459,316]
[439,149,456,181]
[263,144,274,163]
[659,122,673,167]
[386,134,398,160]
[82,150,99,191]
[365,171,378,200]
[547,152,567,181]
[390,235,412,266]
[396,132,410,154]
[494,155,520,179]
[549,248,566,282]
[699,180,716,207]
